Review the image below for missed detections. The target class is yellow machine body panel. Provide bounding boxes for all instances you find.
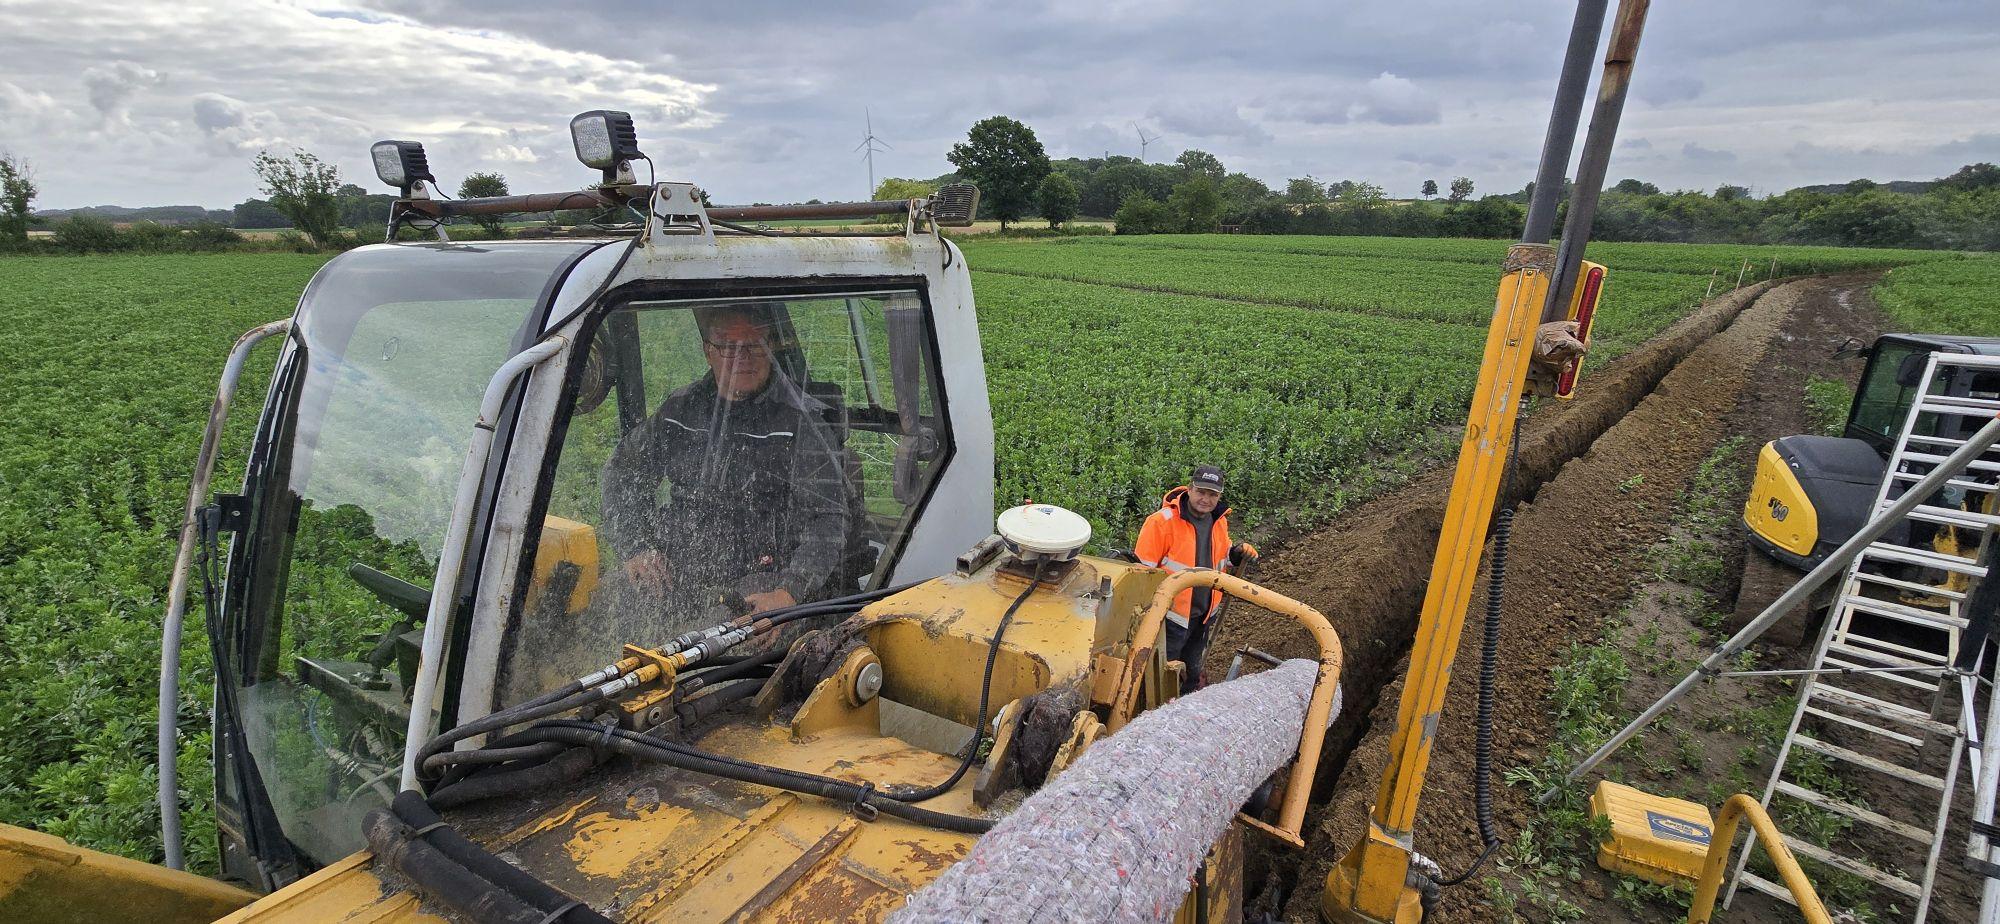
[529,515,601,616]
[216,556,1243,923]
[1744,441,1820,558]
[1590,781,1714,886]
[0,822,257,924]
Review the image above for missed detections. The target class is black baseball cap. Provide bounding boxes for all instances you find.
[1190,465,1225,493]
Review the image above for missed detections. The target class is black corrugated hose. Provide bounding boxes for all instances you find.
[1432,506,1511,888]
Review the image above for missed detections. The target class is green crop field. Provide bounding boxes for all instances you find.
[1875,256,2000,336]
[0,235,1973,871]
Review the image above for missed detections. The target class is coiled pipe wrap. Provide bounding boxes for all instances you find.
[893,658,1325,924]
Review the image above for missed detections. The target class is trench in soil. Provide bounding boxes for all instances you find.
[1195,279,1788,914]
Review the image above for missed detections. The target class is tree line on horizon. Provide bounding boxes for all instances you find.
[889,115,2000,250]
[4,121,1998,253]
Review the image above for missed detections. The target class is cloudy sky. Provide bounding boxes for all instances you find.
[3,0,1997,210]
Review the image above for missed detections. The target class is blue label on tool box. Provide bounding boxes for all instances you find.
[1646,811,1712,845]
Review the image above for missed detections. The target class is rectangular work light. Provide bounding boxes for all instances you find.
[371,140,434,194]
[570,110,643,183]
[930,183,980,227]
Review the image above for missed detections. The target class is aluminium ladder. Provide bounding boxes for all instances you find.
[1726,351,2000,922]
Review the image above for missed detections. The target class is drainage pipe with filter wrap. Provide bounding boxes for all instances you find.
[893,658,1334,924]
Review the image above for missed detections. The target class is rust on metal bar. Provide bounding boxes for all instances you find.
[395,186,919,223]
[708,200,911,221]
[1106,569,1344,842]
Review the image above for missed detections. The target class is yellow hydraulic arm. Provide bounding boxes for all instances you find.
[1320,243,1556,923]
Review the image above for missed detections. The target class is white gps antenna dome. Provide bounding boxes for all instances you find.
[994,503,1093,563]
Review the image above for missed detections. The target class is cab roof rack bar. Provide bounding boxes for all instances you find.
[394,184,979,230]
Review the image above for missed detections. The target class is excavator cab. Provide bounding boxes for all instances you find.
[202,203,998,889]
[1745,334,2000,570]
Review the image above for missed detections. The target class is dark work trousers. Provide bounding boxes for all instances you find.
[1163,615,1212,695]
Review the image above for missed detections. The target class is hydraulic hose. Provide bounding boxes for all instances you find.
[509,722,994,834]
[390,792,612,924]
[363,809,547,924]
[427,745,600,811]
[676,677,768,726]
[1433,507,1511,888]
[883,558,1048,803]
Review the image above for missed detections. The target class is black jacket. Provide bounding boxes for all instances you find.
[601,371,851,601]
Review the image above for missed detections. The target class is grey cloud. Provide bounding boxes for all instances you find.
[1636,73,1703,106]
[83,62,159,117]
[5,0,2000,209]
[1146,100,1271,145]
[1682,142,1737,165]
[191,93,246,133]
[1932,133,2000,162]
[1348,73,1441,126]
[1396,151,1455,168]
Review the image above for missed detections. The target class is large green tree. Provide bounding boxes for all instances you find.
[0,153,36,243]
[947,116,1051,230]
[1168,177,1223,232]
[1447,176,1475,203]
[252,149,344,249]
[1285,176,1327,204]
[1175,149,1225,183]
[458,171,510,236]
[873,177,938,201]
[1036,173,1079,229]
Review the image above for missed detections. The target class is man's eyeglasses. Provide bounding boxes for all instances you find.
[702,338,767,358]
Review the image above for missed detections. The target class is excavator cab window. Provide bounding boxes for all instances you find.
[1847,339,1928,453]
[221,244,594,870]
[494,289,950,705]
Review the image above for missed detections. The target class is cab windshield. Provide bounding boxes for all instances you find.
[496,290,951,703]
[229,243,594,863]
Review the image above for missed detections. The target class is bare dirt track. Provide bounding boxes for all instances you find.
[1197,274,1941,921]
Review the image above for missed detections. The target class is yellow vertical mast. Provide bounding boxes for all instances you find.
[1322,2,1650,920]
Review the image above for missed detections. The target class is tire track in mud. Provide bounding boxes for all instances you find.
[1189,279,1790,913]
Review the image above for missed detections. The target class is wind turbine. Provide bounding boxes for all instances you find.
[1131,121,1161,162]
[856,108,891,199]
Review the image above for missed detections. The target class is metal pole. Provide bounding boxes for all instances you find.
[157,319,290,869]
[1547,0,1651,323]
[1551,413,2000,799]
[1705,269,1718,299]
[1520,0,1610,246]
[399,336,567,790]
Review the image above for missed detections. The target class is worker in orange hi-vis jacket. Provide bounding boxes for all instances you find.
[1133,465,1258,694]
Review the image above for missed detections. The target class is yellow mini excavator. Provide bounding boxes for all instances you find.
[1737,333,2000,644]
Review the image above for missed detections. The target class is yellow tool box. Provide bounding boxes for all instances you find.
[1591,780,1715,885]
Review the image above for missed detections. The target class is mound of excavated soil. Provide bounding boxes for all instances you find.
[1205,281,1778,805]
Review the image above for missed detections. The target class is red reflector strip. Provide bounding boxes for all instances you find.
[1555,265,1606,398]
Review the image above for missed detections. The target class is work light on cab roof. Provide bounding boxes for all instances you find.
[569,109,644,184]
[369,139,433,197]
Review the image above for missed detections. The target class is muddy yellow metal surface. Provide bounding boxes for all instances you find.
[1744,441,1819,558]
[219,555,1248,923]
[0,822,256,923]
[1590,780,1713,886]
